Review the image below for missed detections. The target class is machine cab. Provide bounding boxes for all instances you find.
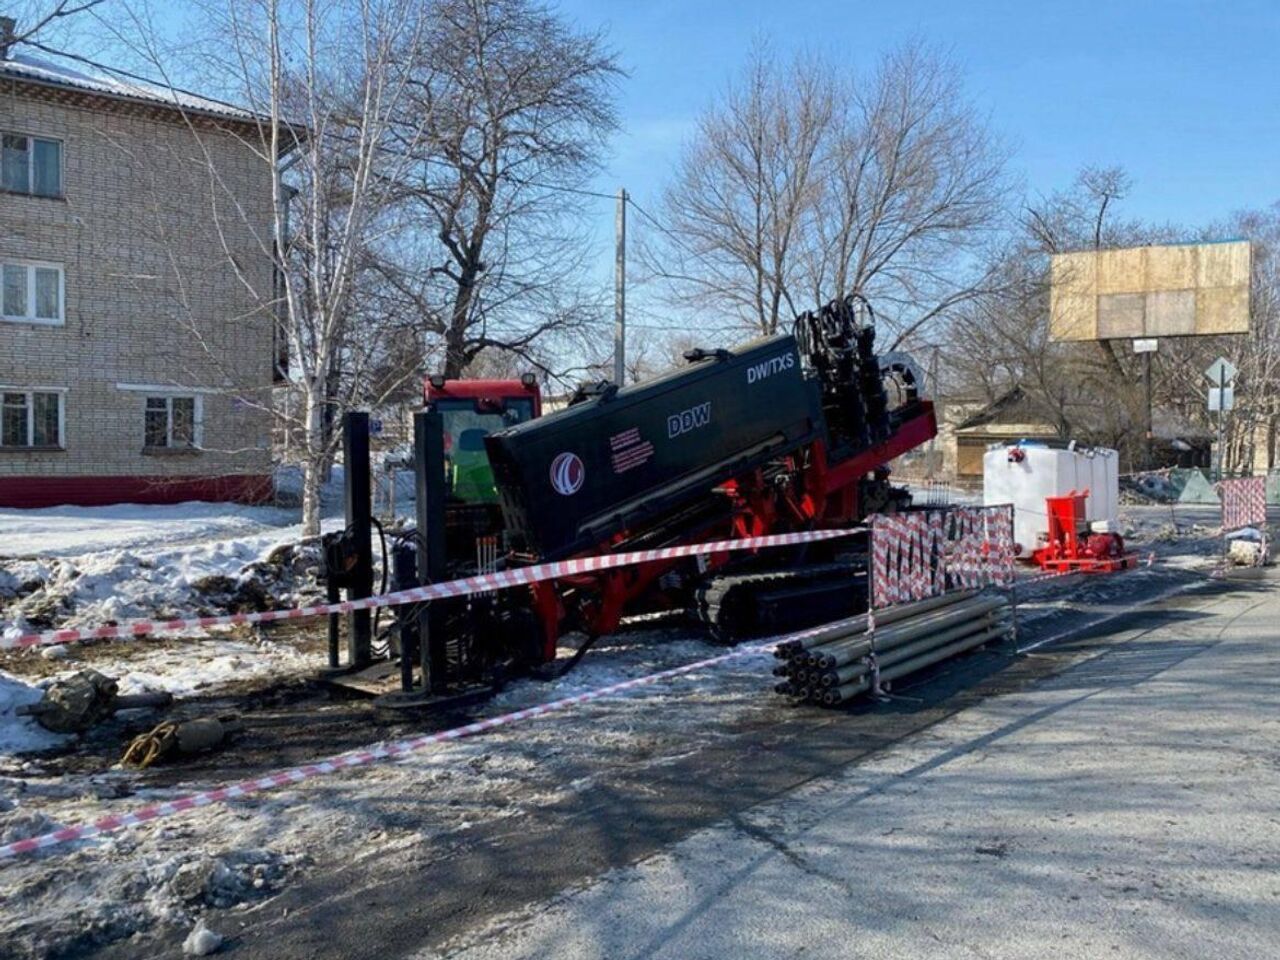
[423,374,542,506]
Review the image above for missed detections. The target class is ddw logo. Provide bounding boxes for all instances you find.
[667,402,711,439]
[746,351,796,384]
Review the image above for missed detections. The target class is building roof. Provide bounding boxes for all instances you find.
[1152,407,1214,441]
[954,387,1053,431]
[0,51,262,126]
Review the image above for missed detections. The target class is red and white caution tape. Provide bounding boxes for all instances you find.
[2,529,856,651]
[0,615,858,861]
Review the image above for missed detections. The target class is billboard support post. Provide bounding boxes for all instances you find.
[1145,350,1154,469]
[1216,365,1226,481]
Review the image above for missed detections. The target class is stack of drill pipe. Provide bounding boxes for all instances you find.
[770,590,1011,707]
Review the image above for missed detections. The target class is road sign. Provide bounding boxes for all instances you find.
[1204,357,1238,384]
[1208,387,1235,412]
[1133,338,1158,354]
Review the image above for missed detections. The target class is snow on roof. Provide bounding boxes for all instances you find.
[0,51,262,124]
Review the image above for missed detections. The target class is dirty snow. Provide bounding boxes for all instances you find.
[0,533,328,639]
[0,622,764,959]
[0,554,1235,960]
[0,671,69,754]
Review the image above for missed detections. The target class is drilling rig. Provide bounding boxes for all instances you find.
[322,295,937,706]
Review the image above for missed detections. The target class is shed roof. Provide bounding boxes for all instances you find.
[954,387,1054,431]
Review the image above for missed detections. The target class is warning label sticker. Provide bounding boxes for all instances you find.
[609,426,655,475]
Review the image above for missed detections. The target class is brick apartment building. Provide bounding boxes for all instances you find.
[0,22,282,507]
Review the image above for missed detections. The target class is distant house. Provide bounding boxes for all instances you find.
[1151,408,1212,470]
[895,388,1059,483]
[898,387,1062,483]
[0,21,286,508]
[947,387,1063,479]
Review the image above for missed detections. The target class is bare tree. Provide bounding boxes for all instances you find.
[0,0,106,53]
[1165,204,1280,474]
[641,42,833,337]
[948,167,1168,449]
[128,0,437,535]
[644,41,1008,344]
[374,0,621,379]
[946,168,1280,473]
[805,42,1009,348]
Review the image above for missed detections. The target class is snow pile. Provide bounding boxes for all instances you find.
[0,501,300,560]
[183,919,223,956]
[0,826,297,959]
[0,671,68,754]
[0,533,326,638]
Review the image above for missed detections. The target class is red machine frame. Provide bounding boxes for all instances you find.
[528,402,938,660]
[424,376,543,416]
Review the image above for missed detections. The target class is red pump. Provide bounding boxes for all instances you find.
[1032,491,1137,573]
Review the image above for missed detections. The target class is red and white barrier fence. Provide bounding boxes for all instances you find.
[870,506,1016,609]
[1,529,856,651]
[0,614,865,861]
[1219,476,1267,532]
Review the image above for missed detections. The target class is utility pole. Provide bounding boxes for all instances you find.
[614,187,627,386]
[1144,350,1153,469]
[1133,338,1158,469]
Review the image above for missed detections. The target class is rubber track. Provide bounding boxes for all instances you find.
[693,561,865,641]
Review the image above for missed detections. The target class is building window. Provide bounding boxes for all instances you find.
[0,261,64,325]
[144,395,201,449]
[1,133,62,197]
[0,390,64,449]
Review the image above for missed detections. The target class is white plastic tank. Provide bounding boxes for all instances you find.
[982,442,1120,557]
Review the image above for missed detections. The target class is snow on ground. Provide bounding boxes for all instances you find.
[0,555,1242,959]
[106,633,322,699]
[0,530,327,641]
[0,501,301,560]
[1118,502,1232,570]
[0,621,765,959]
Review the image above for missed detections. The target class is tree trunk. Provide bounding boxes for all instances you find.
[302,385,325,538]
[443,271,478,378]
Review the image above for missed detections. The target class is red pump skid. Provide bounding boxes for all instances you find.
[1032,491,1138,573]
[529,402,938,660]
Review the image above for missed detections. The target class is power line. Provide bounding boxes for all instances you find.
[20,40,261,119]
[625,195,725,278]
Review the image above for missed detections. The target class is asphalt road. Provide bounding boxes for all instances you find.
[98,565,1276,960]
[415,571,1280,960]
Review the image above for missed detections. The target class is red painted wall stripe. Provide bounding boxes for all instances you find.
[0,474,273,508]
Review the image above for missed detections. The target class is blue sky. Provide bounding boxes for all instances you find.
[561,0,1279,229]
[57,0,1278,326]
[102,0,1280,228]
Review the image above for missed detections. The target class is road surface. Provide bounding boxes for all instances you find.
[83,565,1275,960]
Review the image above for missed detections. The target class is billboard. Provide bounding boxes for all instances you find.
[1049,240,1251,342]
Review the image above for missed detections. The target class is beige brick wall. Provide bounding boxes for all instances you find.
[0,86,275,480]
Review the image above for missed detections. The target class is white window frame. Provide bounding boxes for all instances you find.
[1,130,63,198]
[0,386,66,450]
[116,384,214,451]
[142,393,204,450]
[0,259,65,326]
